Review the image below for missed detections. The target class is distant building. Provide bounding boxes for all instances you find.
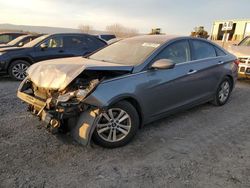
[211,19,250,41]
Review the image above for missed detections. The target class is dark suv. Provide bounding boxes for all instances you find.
[0,33,107,80]
[0,32,26,44]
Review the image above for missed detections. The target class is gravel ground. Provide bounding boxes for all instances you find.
[0,76,250,188]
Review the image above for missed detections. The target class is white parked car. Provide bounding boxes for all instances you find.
[228,36,250,78]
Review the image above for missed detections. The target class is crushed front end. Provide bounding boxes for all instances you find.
[16,57,133,145]
[17,77,101,145]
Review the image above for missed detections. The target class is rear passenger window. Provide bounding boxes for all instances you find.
[0,35,11,43]
[192,40,216,60]
[154,40,190,64]
[64,36,87,48]
[86,36,106,49]
[215,47,226,56]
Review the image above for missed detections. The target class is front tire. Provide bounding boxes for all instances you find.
[212,77,232,106]
[8,60,30,81]
[92,101,139,148]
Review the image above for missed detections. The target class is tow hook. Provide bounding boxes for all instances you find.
[49,119,61,134]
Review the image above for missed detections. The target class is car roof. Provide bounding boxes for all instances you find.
[49,33,92,36]
[124,35,181,44]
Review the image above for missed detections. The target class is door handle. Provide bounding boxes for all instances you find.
[218,61,224,65]
[58,50,64,53]
[187,70,197,75]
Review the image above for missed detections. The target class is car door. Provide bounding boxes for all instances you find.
[188,39,223,99]
[32,35,66,62]
[142,39,209,119]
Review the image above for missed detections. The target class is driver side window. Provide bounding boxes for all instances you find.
[44,36,63,48]
[154,40,191,64]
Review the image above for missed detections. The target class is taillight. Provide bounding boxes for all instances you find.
[234,59,240,66]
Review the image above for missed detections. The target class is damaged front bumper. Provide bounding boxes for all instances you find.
[17,78,101,146]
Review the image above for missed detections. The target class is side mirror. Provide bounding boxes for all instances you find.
[40,43,48,49]
[151,59,175,70]
[18,42,24,47]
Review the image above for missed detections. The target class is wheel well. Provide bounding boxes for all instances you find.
[118,97,143,128]
[225,75,234,90]
[7,58,32,70]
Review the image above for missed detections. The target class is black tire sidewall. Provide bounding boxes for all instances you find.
[92,101,139,148]
[214,78,232,106]
[8,60,30,81]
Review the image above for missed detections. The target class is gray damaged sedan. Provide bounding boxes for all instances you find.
[17,35,238,148]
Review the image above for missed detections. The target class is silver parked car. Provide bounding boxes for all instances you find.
[17,35,238,148]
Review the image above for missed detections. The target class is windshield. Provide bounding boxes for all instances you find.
[7,35,27,45]
[239,37,250,46]
[89,40,161,65]
[24,35,48,47]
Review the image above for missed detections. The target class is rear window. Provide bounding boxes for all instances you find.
[192,40,216,60]
[100,35,116,41]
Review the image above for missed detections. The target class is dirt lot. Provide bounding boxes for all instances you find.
[0,77,250,188]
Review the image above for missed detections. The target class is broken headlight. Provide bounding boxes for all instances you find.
[56,79,99,103]
[57,89,88,103]
[57,91,76,103]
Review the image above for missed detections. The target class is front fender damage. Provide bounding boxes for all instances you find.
[68,109,100,146]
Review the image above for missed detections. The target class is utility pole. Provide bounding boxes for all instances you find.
[222,30,227,48]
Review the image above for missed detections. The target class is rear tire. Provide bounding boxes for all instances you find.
[212,77,232,106]
[92,101,139,148]
[8,60,30,81]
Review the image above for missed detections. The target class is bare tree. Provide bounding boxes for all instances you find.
[78,24,93,34]
[106,23,138,38]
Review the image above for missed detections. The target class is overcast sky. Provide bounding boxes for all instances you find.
[0,0,249,34]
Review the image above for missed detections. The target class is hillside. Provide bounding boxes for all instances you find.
[0,23,106,34]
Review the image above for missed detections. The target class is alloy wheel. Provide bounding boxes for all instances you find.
[96,108,132,142]
[12,63,28,80]
[218,81,230,103]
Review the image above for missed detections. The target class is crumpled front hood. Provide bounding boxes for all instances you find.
[27,57,133,91]
[227,45,250,57]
